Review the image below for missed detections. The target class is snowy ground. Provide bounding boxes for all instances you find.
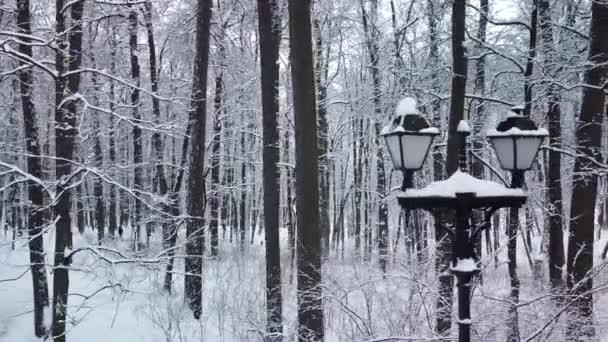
[1,225,607,341]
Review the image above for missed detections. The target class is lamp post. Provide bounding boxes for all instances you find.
[487,112,548,340]
[382,98,546,342]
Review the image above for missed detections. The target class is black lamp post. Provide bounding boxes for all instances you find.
[486,112,548,340]
[382,100,546,342]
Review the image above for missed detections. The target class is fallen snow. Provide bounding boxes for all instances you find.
[451,258,479,272]
[395,97,418,116]
[486,127,549,137]
[399,170,525,198]
[457,120,470,133]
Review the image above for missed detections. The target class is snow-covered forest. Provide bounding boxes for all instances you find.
[0,0,607,341]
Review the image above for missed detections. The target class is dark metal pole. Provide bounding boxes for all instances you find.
[506,170,524,341]
[457,272,473,342]
[401,169,414,191]
[453,193,477,342]
[458,130,470,172]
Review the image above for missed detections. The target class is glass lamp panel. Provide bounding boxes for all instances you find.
[401,134,433,169]
[515,136,543,170]
[384,134,403,169]
[490,136,515,170]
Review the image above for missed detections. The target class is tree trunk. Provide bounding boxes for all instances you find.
[538,0,565,292]
[258,0,284,338]
[313,11,331,260]
[143,0,172,257]
[52,0,84,340]
[239,127,247,250]
[209,66,223,258]
[185,0,212,320]
[287,0,324,339]
[108,29,118,238]
[17,0,50,336]
[285,128,296,268]
[428,0,453,334]
[93,119,104,243]
[87,32,105,243]
[163,116,193,293]
[128,7,143,251]
[566,1,608,339]
[360,0,388,273]
[353,117,362,258]
[471,0,488,265]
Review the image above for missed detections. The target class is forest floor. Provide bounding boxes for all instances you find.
[1,225,607,341]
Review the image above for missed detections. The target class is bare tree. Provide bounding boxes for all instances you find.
[538,0,565,292]
[128,6,143,250]
[52,0,85,340]
[185,0,213,320]
[258,0,284,338]
[566,1,608,339]
[16,0,49,336]
[288,0,324,339]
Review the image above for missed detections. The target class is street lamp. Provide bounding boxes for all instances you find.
[382,99,546,342]
[486,112,548,341]
[487,113,548,188]
[380,97,439,190]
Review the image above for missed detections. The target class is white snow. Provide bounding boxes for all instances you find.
[457,120,470,133]
[395,97,418,116]
[381,123,405,135]
[486,127,549,137]
[380,124,392,135]
[451,258,479,272]
[457,318,473,325]
[419,127,440,134]
[399,170,525,198]
[507,111,522,118]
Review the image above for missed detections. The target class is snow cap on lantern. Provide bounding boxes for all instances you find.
[486,110,548,171]
[381,97,439,171]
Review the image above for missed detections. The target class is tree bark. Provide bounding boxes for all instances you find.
[566,1,608,339]
[471,0,488,265]
[523,2,538,117]
[108,28,118,238]
[17,0,50,336]
[209,61,223,258]
[185,0,212,320]
[287,0,324,339]
[428,0,454,334]
[52,0,84,340]
[313,10,331,260]
[258,0,284,338]
[538,0,565,292]
[128,7,143,250]
[360,0,389,273]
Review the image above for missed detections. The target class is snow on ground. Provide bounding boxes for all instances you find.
[1,224,608,341]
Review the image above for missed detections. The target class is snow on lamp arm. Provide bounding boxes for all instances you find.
[381,97,439,191]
